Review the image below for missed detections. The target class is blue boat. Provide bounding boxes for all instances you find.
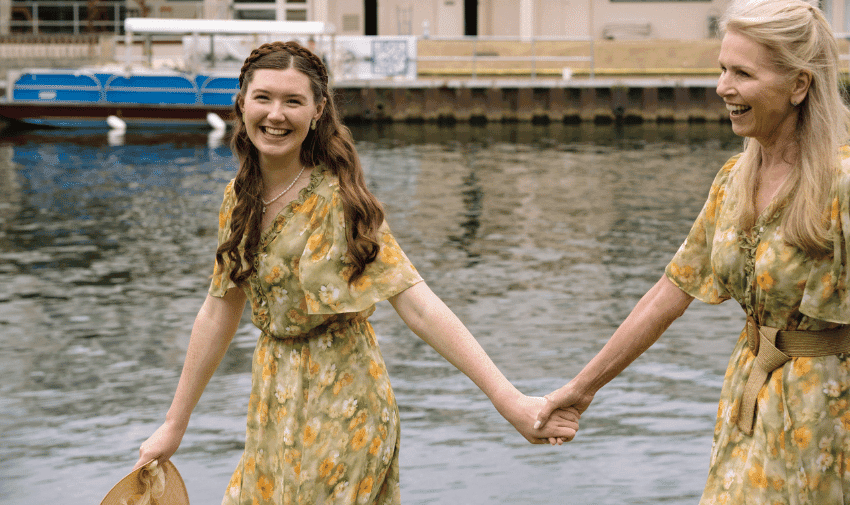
[1,68,240,129]
[0,18,336,131]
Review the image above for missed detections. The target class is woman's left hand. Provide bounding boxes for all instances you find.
[496,393,580,445]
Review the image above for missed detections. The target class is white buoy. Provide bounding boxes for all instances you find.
[106,115,126,132]
[208,129,225,149]
[206,112,226,131]
[107,129,125,146]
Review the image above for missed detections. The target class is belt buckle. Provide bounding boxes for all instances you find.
[746,315,760,355]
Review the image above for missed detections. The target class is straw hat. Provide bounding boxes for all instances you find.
[99,460,189,505]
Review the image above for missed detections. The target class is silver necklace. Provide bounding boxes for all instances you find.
[262,165,306,213]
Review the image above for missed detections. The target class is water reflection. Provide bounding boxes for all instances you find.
[0,144,22,248]
[1,123,745,505]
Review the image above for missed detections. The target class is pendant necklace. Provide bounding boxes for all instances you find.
[262,165,306,214]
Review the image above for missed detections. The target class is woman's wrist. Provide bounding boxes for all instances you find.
[163,411,190,433]
[565,376,598,400]
[487,383,523,411]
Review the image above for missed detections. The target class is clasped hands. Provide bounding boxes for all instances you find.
[505,383,594,446]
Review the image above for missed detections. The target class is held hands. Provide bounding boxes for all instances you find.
[132,421,186,471]
[534,381,595,444]
[495,392,581,445]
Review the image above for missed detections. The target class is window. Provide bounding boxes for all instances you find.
[286,9,307,21]
[10,0,127,34]
[235,9,275,19]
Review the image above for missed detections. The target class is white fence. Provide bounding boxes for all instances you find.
[181,34,418,81]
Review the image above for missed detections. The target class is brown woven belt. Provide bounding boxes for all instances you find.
[737,315,850,435]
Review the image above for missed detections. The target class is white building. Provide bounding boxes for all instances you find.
[3,0,850,40]
[213,0,848,40]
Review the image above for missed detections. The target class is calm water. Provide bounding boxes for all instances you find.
[0,122,747,504]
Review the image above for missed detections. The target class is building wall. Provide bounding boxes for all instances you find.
[322,0,361,35]
[258,0,850,40]
[381,0,435,36]
[3,0,841,39]
[833,0,850,34]
[592,1,730,40]
[0,0,9,36]
[537,0,575,37]
[3,0,824,40]
[325,0,737,40]
[374,0,466,38]
[483,0,519,37]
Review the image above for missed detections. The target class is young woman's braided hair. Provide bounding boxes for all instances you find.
[216,41,385,286]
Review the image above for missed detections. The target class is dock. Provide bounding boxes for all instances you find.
[331,77,726,124]
[0,74,730,129]
[4,29,822,128]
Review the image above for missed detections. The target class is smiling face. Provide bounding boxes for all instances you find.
[716,29,809,148]
[240,67,325,170]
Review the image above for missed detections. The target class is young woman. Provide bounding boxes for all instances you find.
[536,1,850,503]
[133,41,579,504]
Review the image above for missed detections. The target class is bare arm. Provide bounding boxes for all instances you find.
[536,275,694,427]
[133,287,246,469]
[389,281,579,444]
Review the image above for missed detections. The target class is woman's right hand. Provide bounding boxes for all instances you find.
[132,421,186,470]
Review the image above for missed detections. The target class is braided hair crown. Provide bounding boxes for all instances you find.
[238,40,328,90]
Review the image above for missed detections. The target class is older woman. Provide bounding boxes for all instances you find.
[536,0,850,502]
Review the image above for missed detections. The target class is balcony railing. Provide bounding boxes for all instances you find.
[0,33,108,73]
[416,36,595,80]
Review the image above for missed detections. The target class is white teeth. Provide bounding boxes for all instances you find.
[264,127,289,135]
[726,104,751,114]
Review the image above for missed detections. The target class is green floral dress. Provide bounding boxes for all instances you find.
[665,148,850,505]
[209,166,422,505]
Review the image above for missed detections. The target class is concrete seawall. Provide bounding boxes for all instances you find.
[333,78,728,124]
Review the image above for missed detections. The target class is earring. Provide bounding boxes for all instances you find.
[791,101,799,107]
[310,118,317,130]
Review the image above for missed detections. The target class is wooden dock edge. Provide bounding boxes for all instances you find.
[331,80,733,124]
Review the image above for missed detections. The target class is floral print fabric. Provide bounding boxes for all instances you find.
[209,166,422,504]
[665,149,850,504]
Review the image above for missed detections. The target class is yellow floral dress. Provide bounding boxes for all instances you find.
[209,166,422,505]
[665,148,850,505]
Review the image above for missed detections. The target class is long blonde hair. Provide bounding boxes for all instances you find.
[722,0,850,254]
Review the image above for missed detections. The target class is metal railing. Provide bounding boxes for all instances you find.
[8,0,126,34]
[0,33,106,73]
[415,35,595,80]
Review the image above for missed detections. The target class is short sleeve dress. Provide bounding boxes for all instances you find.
[665,148,850,504]
[210,166,423,505]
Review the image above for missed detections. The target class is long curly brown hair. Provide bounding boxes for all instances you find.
[216,41,384,286]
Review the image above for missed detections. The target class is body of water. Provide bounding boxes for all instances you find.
[1,122,746,504]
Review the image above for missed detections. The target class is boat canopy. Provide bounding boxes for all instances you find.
[122,18,332,70]
[124,18,329,36]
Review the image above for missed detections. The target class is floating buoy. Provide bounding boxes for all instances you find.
[208,129,225,149]
[106,115,126,132]
[107,129,125,146]
[206,112,226,131]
